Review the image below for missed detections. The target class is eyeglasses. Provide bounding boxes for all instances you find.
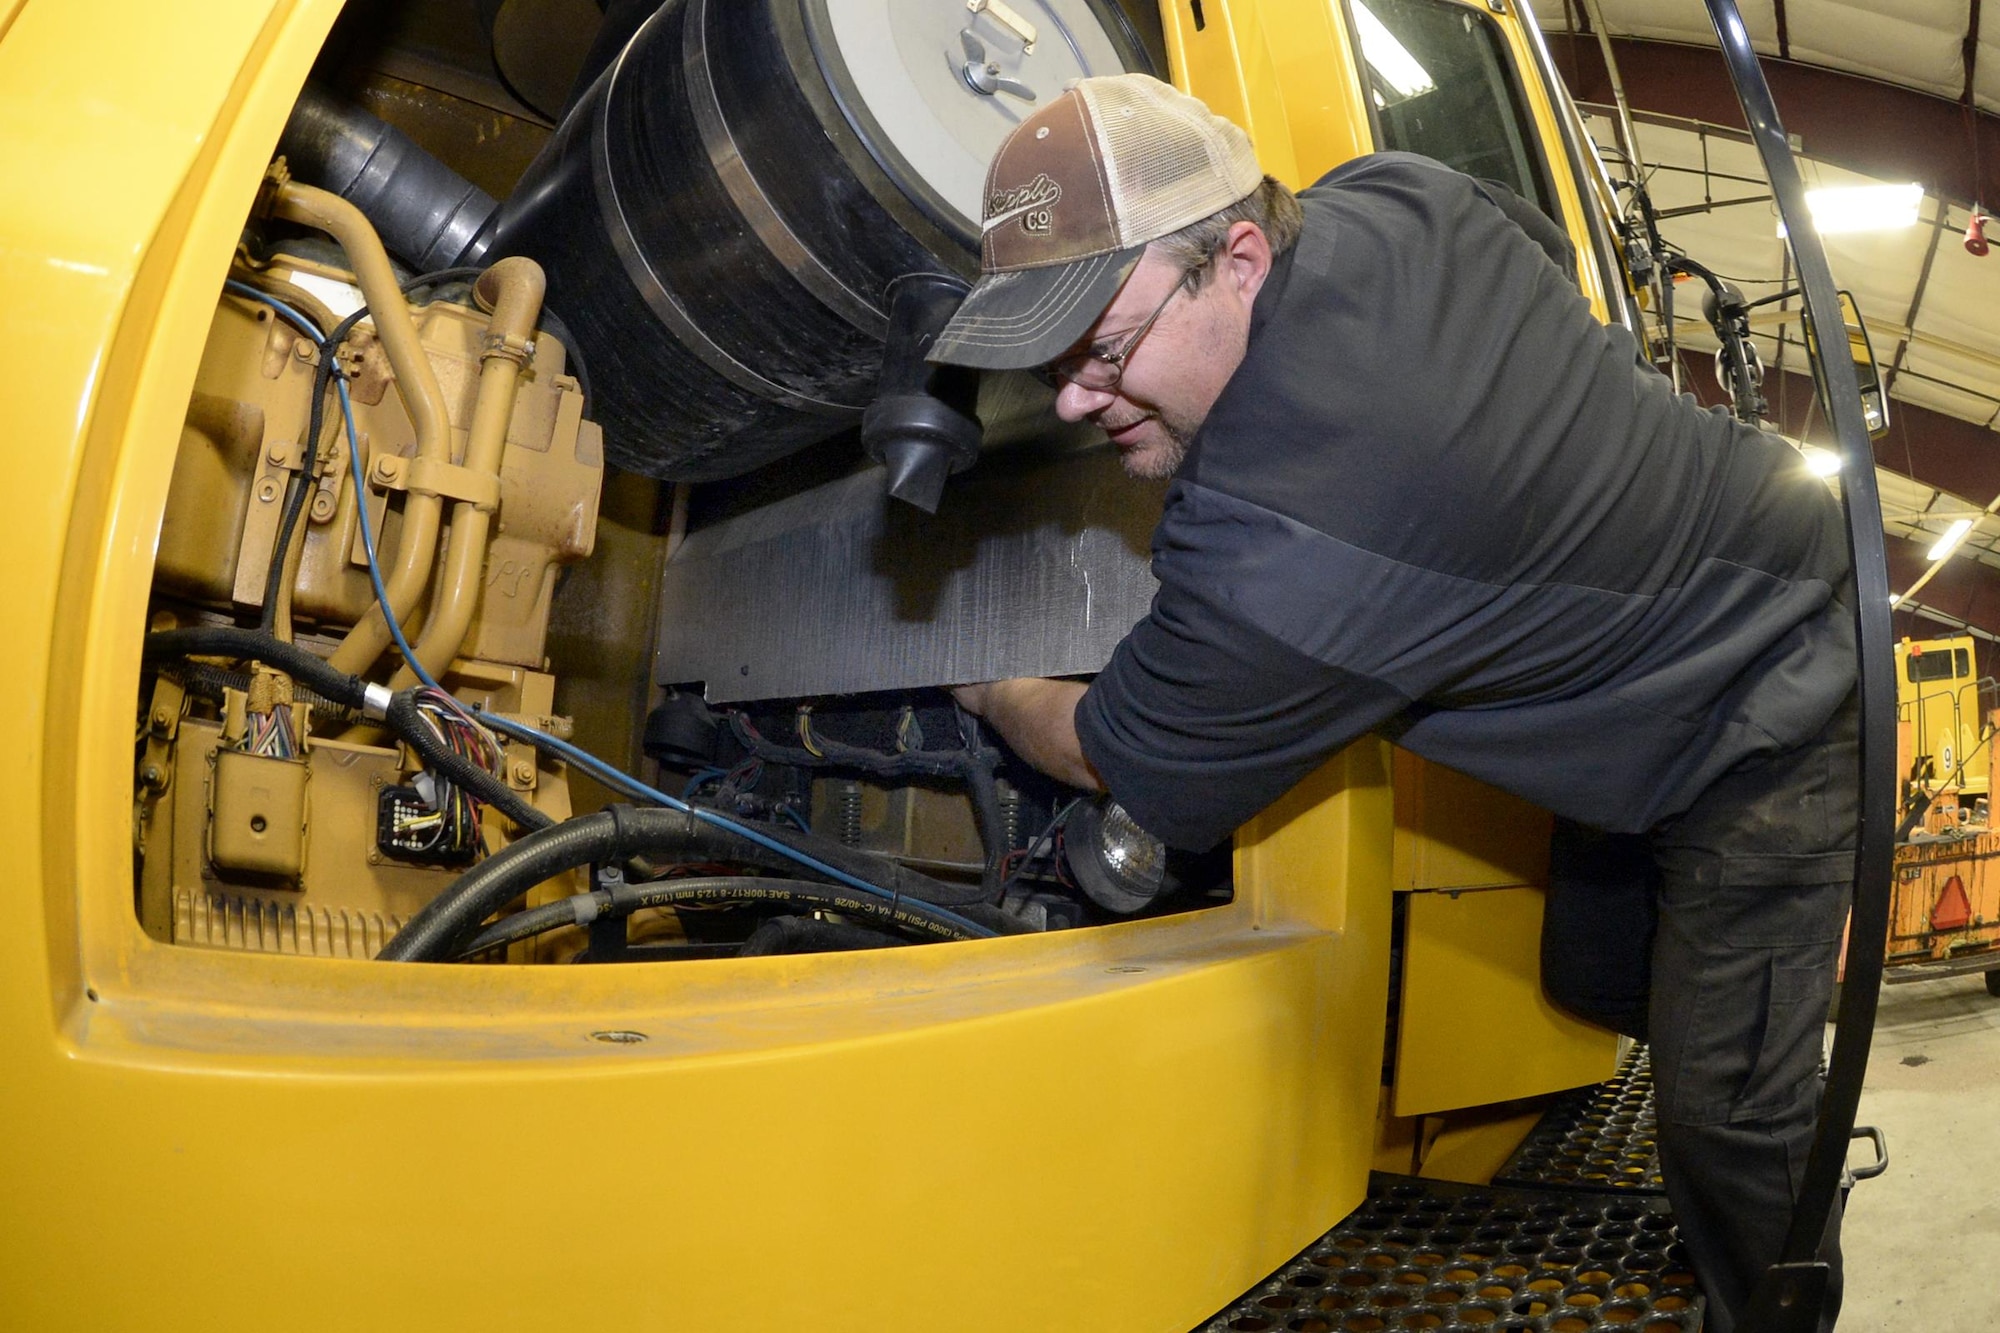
[1035,257,1211,391]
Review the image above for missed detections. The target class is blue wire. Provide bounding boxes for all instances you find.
[320,340,994,940]
[223,280,325,340]
[219,280,995,941]
[683,767,727,797]
[776,805,812,834]
[337,376,440,693]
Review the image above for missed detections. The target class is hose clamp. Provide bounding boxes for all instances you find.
[480,330,537,367]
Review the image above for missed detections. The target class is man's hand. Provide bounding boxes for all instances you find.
[951,677,1104,792]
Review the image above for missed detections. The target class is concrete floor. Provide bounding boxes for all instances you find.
[1838,971,2000,1327]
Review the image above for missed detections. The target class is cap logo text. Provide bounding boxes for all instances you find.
[984,172,1063,235]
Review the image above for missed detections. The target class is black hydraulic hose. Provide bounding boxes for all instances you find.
[383,689,551,834]
[609,879,975,943]
[151,660,352,719]
[143,627,547,834]
[727,709,1012,891]
[383,810,625,960]
[723,818,998,908]
[1702,1,1896,1326]
[739,915,906,956]
[143,627,369,711]
[380,805,996,962]
[453,875,966,958]
[962,737,1009,895]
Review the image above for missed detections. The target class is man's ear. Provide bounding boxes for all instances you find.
[1219,219,1274,304]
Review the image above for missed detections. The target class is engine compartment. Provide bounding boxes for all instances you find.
[136,0,1227,966]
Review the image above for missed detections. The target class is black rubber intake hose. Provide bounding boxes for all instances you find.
[379,806,998,962]
[454,876,960,958]
[143,627,368,711]
[278,83,499,271]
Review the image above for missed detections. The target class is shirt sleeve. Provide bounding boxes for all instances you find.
[1073,576,1411,851]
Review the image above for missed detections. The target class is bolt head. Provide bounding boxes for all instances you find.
[257,481,278,502]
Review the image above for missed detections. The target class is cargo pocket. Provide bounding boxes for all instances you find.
[1660,951,1771,1128]
[1649,872,1848,1128]
[1734,952,1835,1122]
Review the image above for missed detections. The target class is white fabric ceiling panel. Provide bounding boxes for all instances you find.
[1816,229,1930,329]
[1915,206,2000,355]
[1632,121,1770,188]
[1874,467,1945,520]
[1890,370,2000,428]
[1595,0,1779,53]
[1976,17,2000,114]
[1780,0,1964,100]
[1529,0,1569,32]
[1888,338,2000,404]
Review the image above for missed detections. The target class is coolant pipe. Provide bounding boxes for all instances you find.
[392,257,546,687]
[267,178,453,678]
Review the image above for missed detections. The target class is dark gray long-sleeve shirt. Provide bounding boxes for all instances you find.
[1075,153,1856,851]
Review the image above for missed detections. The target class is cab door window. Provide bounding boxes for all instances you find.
[1350,0,1557,222]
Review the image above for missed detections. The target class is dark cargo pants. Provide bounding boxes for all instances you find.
[1541,693,1859,1333]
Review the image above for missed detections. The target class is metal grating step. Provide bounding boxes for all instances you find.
[1493,1046,1664,1195]
[1195,1172,1702,1332]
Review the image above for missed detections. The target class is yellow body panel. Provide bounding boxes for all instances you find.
[1392,748,1553,891]
[0,1,1624,1327]
[1392,885,1619,1117]
[1160,0,1377,189]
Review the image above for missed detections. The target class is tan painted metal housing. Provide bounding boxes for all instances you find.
[157,260,601,672]
[147,215,600,957]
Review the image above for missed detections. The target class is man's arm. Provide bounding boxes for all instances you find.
[952,678,1105,792]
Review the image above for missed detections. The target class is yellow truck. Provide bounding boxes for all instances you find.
[1888,635,2000,991]
[0,0,1892,1328]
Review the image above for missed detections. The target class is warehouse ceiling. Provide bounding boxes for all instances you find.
[1528,0,2000,649]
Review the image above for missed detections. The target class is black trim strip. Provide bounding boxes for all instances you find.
[1702,1,1896,1326]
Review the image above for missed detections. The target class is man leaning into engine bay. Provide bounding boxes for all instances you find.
[935,74,1857,1333]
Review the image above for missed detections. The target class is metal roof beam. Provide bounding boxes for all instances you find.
[1544,35,2000,208]
[1672,350,2000,507]
[1889,533,2000,641]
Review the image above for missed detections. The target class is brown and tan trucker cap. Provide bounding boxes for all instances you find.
[927,73,1262,370]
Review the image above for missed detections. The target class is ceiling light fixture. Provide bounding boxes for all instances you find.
[1777,183,1923,236]
[1928,518,1974,562]
[1799,446,1842,477]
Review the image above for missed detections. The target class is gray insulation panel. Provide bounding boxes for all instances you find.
[653,444,1163,702]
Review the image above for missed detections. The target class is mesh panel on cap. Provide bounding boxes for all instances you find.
[1076,75,1264,248]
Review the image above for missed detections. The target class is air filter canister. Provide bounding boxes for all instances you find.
[491,0,1151,480]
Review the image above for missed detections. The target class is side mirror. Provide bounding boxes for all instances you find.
[1806,290,1890,440]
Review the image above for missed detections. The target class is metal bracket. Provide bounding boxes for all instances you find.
[967,0,1037,53]
[370,453,502,513]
